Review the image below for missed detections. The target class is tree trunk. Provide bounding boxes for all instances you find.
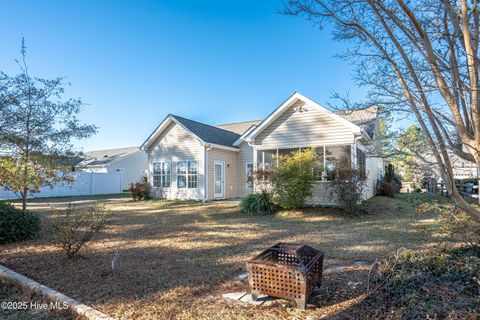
[21,188,27,212]
[451,191,480,221]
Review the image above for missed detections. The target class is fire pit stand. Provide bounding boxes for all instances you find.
[246,243,324,310]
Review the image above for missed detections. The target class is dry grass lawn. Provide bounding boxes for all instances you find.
[0,278,76,320]
[0,193,454,319]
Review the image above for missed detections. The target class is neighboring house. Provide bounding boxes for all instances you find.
[399,152,478,184]
[449,154,478,180]
[76,146,147,190]
[141,92,384,205]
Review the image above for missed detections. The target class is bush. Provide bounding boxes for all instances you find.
[54,203,110,258]
[378,163,401,197]
[240,192,276,214]
[330,158,367,215]
[129,176,150,200]
[378,179,398,197]
[0,202,41,244]
[271,148,316,209]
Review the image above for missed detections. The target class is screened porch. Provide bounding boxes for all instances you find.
[252,145,366,182]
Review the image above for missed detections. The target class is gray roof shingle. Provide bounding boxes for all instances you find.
[215,120,262,135]
[172,115,242,148]
[79,146,140,167]
[334,106,378,138]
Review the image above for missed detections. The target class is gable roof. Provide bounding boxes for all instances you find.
[215,120,262,135]
[334,106,378,138]
[141,93,379,151]
[78,146,141,167]
[245,92,364,142]
[172,115,242,148]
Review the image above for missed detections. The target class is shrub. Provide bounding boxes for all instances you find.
[378,163,401,197]
[54,203,110,258]
[240,191,276,214]
[129,176,150,200]
[271,148,316,209]
[0,202,41,244]
[330,158,367,215]
[378,179,398,197]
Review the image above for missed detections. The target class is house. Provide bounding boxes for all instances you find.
[141,92,384,205]
[76,146,147,190]
[398,151,478,192]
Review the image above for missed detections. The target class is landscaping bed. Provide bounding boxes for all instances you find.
[0,193,461,319]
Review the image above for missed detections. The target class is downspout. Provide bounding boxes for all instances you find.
[204,144,213,202]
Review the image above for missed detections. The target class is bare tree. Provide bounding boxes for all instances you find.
[284,0,480,221]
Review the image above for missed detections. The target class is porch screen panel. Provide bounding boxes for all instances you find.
[325,146,351,180]
[313,147,325,181]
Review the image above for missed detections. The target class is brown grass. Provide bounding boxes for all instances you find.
[0,278,79,320]
[0,193,454,319]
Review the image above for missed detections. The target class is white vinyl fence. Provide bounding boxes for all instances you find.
[0,172,123,199]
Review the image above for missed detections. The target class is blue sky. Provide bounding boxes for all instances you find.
[1,0,368,151]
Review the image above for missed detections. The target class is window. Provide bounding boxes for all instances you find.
[115,168,125,172]
[161,162,171,187]
[356,148,366,178]
[177,160,198,188]
[246,162,254,188]
[177,161,187,188]
[188,161,198,188]
[153,162,170,188]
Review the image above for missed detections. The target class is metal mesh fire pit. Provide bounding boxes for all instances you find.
[246,243,324,310]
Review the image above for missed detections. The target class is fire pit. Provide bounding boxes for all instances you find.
[246,243,324,310]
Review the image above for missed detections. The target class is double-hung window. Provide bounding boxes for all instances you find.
[177,160,198,188]
[153,162,170,188]
[188,161,198,188]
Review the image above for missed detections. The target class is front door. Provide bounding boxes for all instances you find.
[214,162,225,198]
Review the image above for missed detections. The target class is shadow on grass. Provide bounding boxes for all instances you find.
[0,193,456,319]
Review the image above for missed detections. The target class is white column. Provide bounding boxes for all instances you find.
[262,151,265,170]
[253,148,257,170]
[323,146,327,180]
[276,148,279,168]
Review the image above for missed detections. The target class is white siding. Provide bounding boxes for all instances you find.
[147,122,205,200]
[235,142,254,198]
[365,156,383,199]
[207,147,237,199]
[254,103,355,149]
[107,151,147,190]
